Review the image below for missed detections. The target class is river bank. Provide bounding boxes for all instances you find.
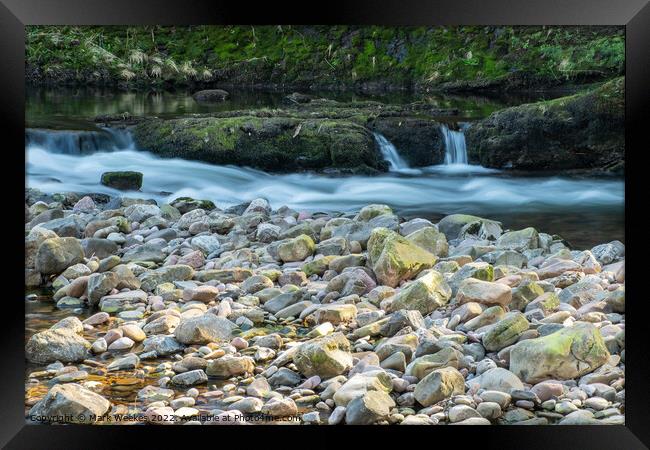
[26,26,624,92]
[25,194,625,425]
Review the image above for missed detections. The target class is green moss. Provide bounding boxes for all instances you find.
[99,171,143,190]
[131,114,379,172]
[302,256,337,276]
[26,25,624,89]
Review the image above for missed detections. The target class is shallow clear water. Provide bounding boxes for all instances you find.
[26,86,568,129]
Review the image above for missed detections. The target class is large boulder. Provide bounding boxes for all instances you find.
[100,171,143,190]
[26,328,90,363]
[333,372,393,407]
[28,383,110,423]
[482,312,530,352]
[345,390,395,425]
[466,77,624,172]
[174,314,236,344]
[367,227,438,288]
[456,278,512,307]
[509,323,610,383]
[293,332,353,378]
[383,270,451,315]
[35,237,84,275]
[406,226,449,257]
[132,116,382,173]
[370,117,445,166]
[413,366,465,407]
[25,227,58,268]
[277,234,316,262]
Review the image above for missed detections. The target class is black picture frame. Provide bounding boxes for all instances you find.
[3,0,648,447]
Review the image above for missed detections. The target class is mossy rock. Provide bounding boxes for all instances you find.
[510,281,545,311]
[302,256,337,277]
[384,270,451,315]
[510,323,610,383]
[406,226,449,257]
[100,171,143,191]
[170,197,216,214]
[132,115,382,173]
[482,311,530,352]
[277,234,316,263]
[293,332,353,378]
[465,77,624,172]
[367,227,438,288]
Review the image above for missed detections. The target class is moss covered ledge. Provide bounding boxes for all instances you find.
[131,115,384,173]
[465,77,624,172]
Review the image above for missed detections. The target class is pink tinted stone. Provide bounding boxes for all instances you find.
[103,328,123,346]
[183,285,219,303]
[108,336,135,350]
[231,337,249,350]
[178,250,205,269]
[73,196,96,212]
[531,381,565,402]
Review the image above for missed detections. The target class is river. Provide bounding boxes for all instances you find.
[26,87,624,249]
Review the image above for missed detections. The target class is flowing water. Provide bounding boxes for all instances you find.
[26,126,624,249]
[25,87,624,248]
[373,132,414,173]
[442,123,469,165]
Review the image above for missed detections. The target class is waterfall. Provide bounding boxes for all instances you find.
[373,132,410,171]
[25,127,134,155]
[441,123,468,165]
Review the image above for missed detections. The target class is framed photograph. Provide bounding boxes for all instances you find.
[2,0,648,447]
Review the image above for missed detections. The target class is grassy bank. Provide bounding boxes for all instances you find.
[26,25,624,91]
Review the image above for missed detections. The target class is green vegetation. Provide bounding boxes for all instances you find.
[26,25,624,90]
[130,115,381,173]
[465,77,625,172]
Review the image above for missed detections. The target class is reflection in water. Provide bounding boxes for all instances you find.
[26,86,570,129]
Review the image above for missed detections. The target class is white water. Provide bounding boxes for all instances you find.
[26,129,624,219]
[26,128,134,155]
[373,132,411,172]
[375,125,495,175]
[442,123,468,165]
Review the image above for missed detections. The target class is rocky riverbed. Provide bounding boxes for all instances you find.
[24,192,625,425]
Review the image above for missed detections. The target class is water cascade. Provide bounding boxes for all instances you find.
[25,127,134,155]
[373,132,411,171]
[441,123,468,165]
